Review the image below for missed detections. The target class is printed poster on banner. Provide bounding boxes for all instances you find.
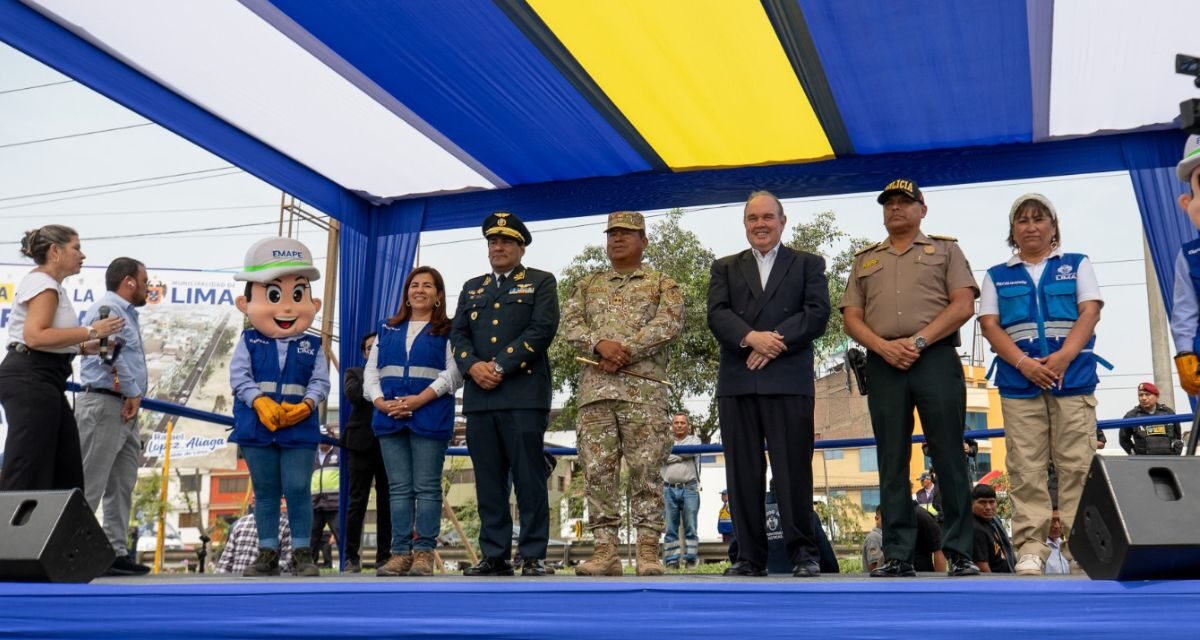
[0,263,244,470]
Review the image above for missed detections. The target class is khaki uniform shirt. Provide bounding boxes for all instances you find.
[840,232,978,340]
[560,265,684,407]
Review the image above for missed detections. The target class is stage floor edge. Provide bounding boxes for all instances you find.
[1,575,1198,639]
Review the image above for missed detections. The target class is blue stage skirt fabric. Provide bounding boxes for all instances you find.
[1,577,1198,639]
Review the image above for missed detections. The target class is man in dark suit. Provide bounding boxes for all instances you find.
[451,212,559,577]
[706,190,830,577]
[340,332,390,573]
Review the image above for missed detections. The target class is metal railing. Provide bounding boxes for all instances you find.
[71,378,1193,456]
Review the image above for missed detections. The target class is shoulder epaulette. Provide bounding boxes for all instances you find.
[854,242,881,256]
[928,234,958,242]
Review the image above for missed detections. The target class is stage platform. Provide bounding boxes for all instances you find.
[1,574,1197,639]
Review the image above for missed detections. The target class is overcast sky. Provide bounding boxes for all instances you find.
[0,42,1186,421]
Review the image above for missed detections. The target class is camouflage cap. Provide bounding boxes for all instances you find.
[604,210,644,232]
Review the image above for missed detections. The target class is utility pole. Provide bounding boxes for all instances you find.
[1144,234,1174,399]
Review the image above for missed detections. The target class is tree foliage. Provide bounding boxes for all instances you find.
[814,493,867,544]
[131,474,166,529]
[785,210,873,364]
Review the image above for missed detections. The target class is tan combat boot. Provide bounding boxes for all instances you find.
[575,541,622,576]
[408,550,436,576]
[636,538,665,576]
[375,553,413,577]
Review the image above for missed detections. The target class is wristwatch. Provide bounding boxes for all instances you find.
[86,325,98,340]
[912,336,927,352]
[493,362,505,375]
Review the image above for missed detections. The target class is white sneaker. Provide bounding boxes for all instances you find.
[1015,554,1045,576]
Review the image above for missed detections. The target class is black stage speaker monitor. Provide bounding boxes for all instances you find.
[0,489,113,583]
[1069,456,1200,580]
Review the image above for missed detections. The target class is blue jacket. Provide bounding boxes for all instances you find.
[987,253,1102,398]
[230,329,321,447]
[372,322,455,441]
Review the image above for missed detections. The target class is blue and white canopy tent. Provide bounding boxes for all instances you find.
[2,0,1197,396]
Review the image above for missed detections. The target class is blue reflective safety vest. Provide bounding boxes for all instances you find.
[371,322,455,441]
[986,253,1109,398]
[1183,238,1200,354]
[231,329,321,447]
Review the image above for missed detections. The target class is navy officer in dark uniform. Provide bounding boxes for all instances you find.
[451,212,559,576]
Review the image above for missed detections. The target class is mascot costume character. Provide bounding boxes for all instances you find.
[228,236,330,577]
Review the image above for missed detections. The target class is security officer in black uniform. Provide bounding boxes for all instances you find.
[451,212,559,576]
[841,179,981,578]
[1120,382,1184,455]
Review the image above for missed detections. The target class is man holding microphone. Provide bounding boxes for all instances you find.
[75,257,151,576]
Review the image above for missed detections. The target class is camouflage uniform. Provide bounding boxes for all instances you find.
[561,241,684,543]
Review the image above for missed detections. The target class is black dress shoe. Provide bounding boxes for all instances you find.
[521,559,554,576]
[722,561,767,577]
[463,557,515,577]
[792,561,820,578]
[946,553,981,577]
[104,556,151,577]
[869,559,916,578]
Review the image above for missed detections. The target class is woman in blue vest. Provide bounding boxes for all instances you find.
[364,266,462,577]
[979,193,1104,576]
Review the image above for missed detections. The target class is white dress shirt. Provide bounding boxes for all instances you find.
[752,242,781,289]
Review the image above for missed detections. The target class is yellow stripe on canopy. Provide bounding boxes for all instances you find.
[528,0,833,170]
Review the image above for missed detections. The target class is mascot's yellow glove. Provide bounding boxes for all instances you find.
[252,396,284,432]
[279,400,313,428]
[1174,352,1200,395]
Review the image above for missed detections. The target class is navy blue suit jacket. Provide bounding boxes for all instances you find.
[450,265,559,413]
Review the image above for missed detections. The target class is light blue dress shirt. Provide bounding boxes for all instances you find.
[79,291,147,398]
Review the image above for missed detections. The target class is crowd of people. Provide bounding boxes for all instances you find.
[2,136,1197,580]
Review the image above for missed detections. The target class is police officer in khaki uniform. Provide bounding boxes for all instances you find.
[560,211,684,576]
[841,179,980,578]
[451,212,559,576]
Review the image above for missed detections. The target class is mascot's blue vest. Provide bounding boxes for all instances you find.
[986,253,1109,398]
[371,322,454,441]
[230,329,321,447]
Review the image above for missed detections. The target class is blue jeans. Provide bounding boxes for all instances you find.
[241,444,314,550]
[663,483,700,563]
[379,430,446,553]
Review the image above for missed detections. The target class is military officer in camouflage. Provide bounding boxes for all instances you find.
[451,212,560,577]
[561,211,684,576]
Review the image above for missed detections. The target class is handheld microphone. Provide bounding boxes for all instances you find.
[98,306,111,359]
